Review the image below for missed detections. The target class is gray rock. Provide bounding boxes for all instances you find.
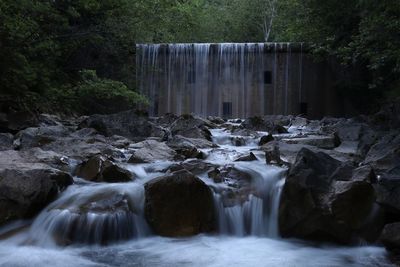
[80,110,168,142]
[14,125,71,149]
[234,152,258,162]
[170,115,213,141]
[281,134,339,149]
[381,223,400,250]
[128,140,176,163]
[144,170,215,237]
[0,160,73,226]
[364,133,400,173]
[75,155,134,183]
[375,174,400,213]
[279,148,376,243]
[259,134,274,146]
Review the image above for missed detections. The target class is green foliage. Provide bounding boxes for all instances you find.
[0,0,399,114]
[272,0,400,110]
[74,70,148,114]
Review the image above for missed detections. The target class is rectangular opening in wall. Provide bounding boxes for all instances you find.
[223,102,232,118]
[264,71,272,84]
[153,100,159,116]
[300,102,308,115]
[187,70,196,84]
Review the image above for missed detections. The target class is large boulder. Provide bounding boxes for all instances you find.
[380,223,400,250]
[167,159,218,176]
[281,134,340,149]
[208,165,254,207]
[128,140,176,163]
[170,115,213,141]
[364,133,400,173]
[241,116,288,133]
[323,120,379,159]
[79,110,168,142]
[144,170,215,236]
[33,187,147,245]
[279,148,377,243]
[75,155,134,183]
[374,174,400,215]
[14,125,71,149]
[166,135,216,160]
[0,163,73,226]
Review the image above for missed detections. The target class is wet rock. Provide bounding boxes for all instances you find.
[281,134,339,149]
[208,168,222,183]
[263,115,292,127]
[207,116,225,125]
[79,110,168,142]
[230,128,260,138]
[166,135,213,160]
[75,155,133,183]
[167,135,216,149]
[128,140,176,163]
[0,133,13,151]
[279,148,376,243]
[364,133,400,173]
[209,166,254,207]
[241,116,288,134]
[231,136,246,146]
[0,163,73,226]
[179,159,218,175]
[323,120,379,159]
[234,152,257,162]
[156,113,179,127]
[381,223,400,250]
[375,174,400,213]
[46,190,145,246]
[170,114,213,141]
[144,169,215,236]
[259,134,274,146]
[262,141,282,165]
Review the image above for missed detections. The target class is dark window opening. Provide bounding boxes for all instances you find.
[153,100,159,116]
[300,102,308,115]
[223,102,232,118]
[188,70,196,84]
[264,71,272,84]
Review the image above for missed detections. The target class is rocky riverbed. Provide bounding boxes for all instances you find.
[0,108,399,266]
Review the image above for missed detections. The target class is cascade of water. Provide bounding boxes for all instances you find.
[24,181,151,246]
[212,162,286,237]
[208,128,286,237]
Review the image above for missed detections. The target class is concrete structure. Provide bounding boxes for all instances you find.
[136,43,343,119]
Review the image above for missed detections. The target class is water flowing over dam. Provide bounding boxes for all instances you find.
[136,43,339,118]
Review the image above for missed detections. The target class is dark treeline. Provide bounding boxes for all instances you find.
[0,0,399,114]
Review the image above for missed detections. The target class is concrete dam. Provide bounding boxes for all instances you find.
[136,43,341,119]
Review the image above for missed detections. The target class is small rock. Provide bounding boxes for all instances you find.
[259,134,274,146]
[234,152,258,162]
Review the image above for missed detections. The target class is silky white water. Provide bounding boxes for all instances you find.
[0,126,394,267]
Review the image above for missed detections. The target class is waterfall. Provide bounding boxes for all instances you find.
[212,162,286,237]
[24,180,151,246]
[136,43,304,118]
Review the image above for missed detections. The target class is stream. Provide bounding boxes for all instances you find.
[0,125,394,267]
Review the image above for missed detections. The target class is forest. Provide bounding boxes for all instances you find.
[1,0,399,115]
